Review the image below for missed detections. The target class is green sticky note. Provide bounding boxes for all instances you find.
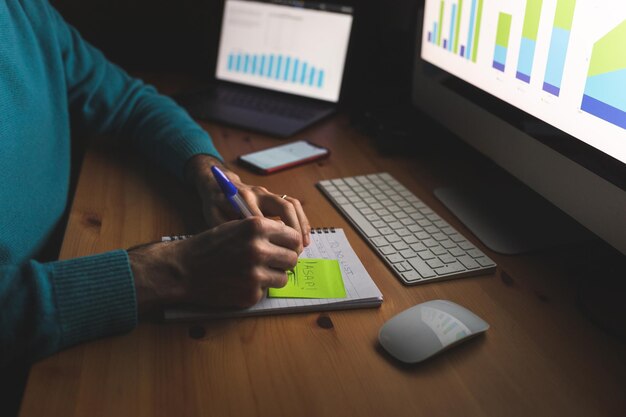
[268,259,346,299]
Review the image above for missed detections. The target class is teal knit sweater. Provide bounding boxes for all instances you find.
[0,0,220,365]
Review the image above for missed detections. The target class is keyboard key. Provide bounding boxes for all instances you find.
[379,227,393,235]
[397,229,411,237]
[379,246,395,255]
[408,225,421,233]
[399,261,411,270]
[407,257,436,278]
[449,247,465,257]
[401,218,416,226]
[457,255,479,269]
[441,226,456,235]
[410,242,427,252]
[402,271,422,282]
[403,235,418,244]
[394,263,407,273]
[439,253,457,264]
[394,211,409,219]
[459,241,474,250]
[340,204,380,238]
[434,262,465,276]
[386,234,401,243]
[392,241,408,250]
[449,234,466,243]
[476,257,496,267]
[389,222,404,230]
[427,258,444,269]
[467,248,484,258]
[418,250,435,260]
[441,240,457,249]
[371,237,388,247]
[400,249,417,259]
[431,246,447,256]
[386,254,403,263]
[425,225,439,234]
[422,239,438,247]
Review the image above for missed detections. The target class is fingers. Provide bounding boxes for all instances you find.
[247,191,309,250]
[264,219,303,254]
[284,196,311,247]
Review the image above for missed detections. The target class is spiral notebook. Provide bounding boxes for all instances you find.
[163,228,383,321]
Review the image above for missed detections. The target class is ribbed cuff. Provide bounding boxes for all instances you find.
[49,250,137,349]
[163,130,223,182]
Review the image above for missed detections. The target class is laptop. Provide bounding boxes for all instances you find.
[176,0,354,137]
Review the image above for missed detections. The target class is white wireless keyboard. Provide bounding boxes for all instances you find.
[317,173,496,285]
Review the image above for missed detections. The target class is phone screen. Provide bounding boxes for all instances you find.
[240,140,328,171]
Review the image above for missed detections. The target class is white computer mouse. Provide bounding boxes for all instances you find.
[378,300,489,364]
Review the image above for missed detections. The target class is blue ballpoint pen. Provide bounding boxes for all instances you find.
[211,166,254,218]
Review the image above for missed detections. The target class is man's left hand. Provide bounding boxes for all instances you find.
[185,154,311,251]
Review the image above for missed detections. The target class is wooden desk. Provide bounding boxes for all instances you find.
[19,78,626,417]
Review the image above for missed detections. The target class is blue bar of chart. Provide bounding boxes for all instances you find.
[493,12,512,72]
[226,52,325,89]
[426,0,483,62]
[448,4,457,51]
[516,0,543,83]
[542,0,576,96]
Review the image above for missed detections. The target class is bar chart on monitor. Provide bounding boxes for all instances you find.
[216,0,352,102]
[421,0,626,164]
[424,0,485,62]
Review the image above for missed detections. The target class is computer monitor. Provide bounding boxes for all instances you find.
[412,0,626,255]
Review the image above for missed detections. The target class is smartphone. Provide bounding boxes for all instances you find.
[238,140,330,174]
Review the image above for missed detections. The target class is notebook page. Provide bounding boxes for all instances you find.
[164,228,382,321]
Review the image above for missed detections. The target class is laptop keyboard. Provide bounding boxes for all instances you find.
[318,173,497,285]
[216,88,318,120]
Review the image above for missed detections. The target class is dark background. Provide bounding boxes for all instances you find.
[50,0,422,112]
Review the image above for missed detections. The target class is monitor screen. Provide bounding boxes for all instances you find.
[420,0,626,165]
[215,0,354,103]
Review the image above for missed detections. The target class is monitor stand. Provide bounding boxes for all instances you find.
[434,182,592,255]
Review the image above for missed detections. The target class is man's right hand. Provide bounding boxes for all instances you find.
[128,217,302,314]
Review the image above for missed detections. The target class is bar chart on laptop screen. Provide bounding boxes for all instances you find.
[216,0,352,102]
[421,0,626,164]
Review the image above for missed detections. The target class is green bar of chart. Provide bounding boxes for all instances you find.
[471,0,484,62]
[438,0,445,46]
[493,13,512,72]
[543,0,577,95]
[516,0,544,82]
[454,0,464,54]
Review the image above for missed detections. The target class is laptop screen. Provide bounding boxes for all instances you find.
[215,0,353,103]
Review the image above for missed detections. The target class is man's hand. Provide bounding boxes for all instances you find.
[185,154,311,250]
[129,217,301,314]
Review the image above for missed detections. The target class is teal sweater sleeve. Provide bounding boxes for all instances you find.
[48,3,222,180]
[0,251,136,366]
[0,0,220,365]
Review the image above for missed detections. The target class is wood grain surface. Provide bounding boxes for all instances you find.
[18,77,626,417]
